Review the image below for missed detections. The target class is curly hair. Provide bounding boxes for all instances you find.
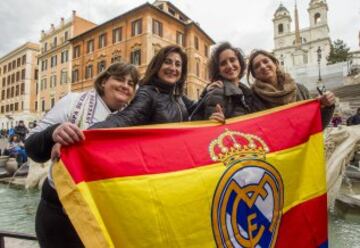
[208,42,246,82]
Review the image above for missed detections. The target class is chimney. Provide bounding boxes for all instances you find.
[41,30,45,39]
[72,10,76,17]
[61,17,64,26]
[51,24,55,31]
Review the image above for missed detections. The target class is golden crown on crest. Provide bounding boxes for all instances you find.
[209,129,270,166]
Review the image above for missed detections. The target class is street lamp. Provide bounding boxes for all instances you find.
[317,46,322,82]
[316,46,325,94]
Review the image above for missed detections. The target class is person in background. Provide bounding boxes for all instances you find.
[347,107,360,126]
[5,134,27,165]
[25,62,140,248]
[14,120,29,142]
[247,49,335,127]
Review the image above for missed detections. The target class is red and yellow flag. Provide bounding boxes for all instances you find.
[53,100,328,248]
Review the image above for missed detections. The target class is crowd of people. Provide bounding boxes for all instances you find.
[23,43,340,247]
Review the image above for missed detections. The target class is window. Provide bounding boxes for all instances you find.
[204,45,209,57]
[40,78,47,90]
[53,37,57,47]
[51,98,55,108]
[3,65,6,73]
[87,40,94,53]
[97,61,106,73]
[12,60,16,69]
[72,69,79,83]
[41,59,48,71]
[17,58,21,67]
[130,49,141,65]
[112,28,122,43]
[21,69,25,80]
[61,50,69,63]
[1,106,3,113]
[5,105,9,112]
[14,102,18,111]
[1,90,5,100]
[6,88,10,98]
[99,34,107,49]
[20,83,25,94]
[50,75,56,88]
[11,73,15,84]
[131,19,142,36]
[36,82,38,94]
[73,46,81,58]
[278,24,284,34]
[196,60,200,77]
[60,70,68,84]
[44,43,48,52]
[10,104,13,112]
[15,85,19,96]
[51,55,57,67]
[314,13,321,24]
[35,101,38,111]
[152,20,163,37]
[176,32,184,46]
[8,62,12,71]
[41,100,45,112]
[194,36,199,50]
[11,87,14,97]
[64,31,69,41]
[85,65,93,79]
[2,78,5,87]
[168,7,176,16]
[34,69,38,80]
[22,55,26,65]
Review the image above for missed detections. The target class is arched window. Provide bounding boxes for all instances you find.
[278,24,284,34]
[314,13,321,24]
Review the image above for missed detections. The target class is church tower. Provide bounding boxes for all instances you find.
[308,0,329,27]
[273,3,292,50]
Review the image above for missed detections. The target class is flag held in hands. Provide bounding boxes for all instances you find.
[53,100,328,248]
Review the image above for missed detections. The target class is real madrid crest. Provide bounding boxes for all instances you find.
[209,129,284,248]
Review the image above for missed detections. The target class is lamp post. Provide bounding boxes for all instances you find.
[316,46,325,93]
[317,46,322,83]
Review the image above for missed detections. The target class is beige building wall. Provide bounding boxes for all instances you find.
[37,11,96,115]
[0,42,40,129]
[71,1,214,100]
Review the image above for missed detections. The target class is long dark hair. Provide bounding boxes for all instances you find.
[141,45,188,95]
[247,49,285,84]
[208,42,246,82]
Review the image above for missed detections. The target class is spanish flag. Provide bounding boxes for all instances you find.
[53,100,328,248]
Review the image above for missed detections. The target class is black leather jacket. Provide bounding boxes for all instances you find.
[90,83,194,129]
[192,81,265,120]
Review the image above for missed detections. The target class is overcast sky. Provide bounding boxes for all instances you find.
[0,0,359,57]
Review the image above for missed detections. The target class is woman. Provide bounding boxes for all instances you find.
[6,134,27,165]
[91,45,223,129]
[192,42,264,120]
[247,49,335,126]
[25,62,140,248]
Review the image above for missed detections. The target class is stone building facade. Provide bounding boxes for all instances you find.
[70,1,214,100]
[0,42,39,128]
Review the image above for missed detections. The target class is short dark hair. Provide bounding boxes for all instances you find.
[247,49,285,84]
[94,62,140,96]
[208,42,246,82]
[141,45,188,95]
